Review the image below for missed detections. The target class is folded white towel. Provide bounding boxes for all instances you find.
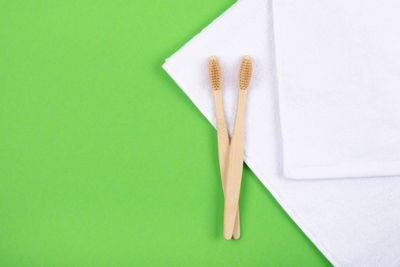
[273,0,400,179]
[163,0,400,265]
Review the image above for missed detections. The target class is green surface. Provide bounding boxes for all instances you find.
[0,1,331,266]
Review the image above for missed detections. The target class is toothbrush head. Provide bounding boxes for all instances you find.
[238,56,252,91]
[208,56,222,91]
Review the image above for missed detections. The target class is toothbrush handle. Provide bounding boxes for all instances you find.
[223,90,247,240]
[213,90,240,239]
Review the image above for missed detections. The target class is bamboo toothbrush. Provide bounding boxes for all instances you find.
[223,56,252,240]
[208,56,241,240]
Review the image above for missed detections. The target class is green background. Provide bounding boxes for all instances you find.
[0,0,331,266]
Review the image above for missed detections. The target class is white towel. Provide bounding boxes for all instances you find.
[163,0,400,265]
[273,0,400,179]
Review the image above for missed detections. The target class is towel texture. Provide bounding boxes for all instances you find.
[273,0,400,179]
[163,0,400,265]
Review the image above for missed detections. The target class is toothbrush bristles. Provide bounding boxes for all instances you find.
[238,56,252,91]
[208,56,222,91]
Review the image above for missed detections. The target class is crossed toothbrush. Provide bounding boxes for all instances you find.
[208,56,253,240]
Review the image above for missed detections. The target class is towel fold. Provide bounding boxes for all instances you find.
[273,0,400,179]
[163,0,400,265]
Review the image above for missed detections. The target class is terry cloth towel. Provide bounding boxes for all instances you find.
[162,0,400,266]
[273,0,400,179]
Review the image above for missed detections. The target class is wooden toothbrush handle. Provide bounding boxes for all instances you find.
[213,90,240,239]
[223,90,247,240]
